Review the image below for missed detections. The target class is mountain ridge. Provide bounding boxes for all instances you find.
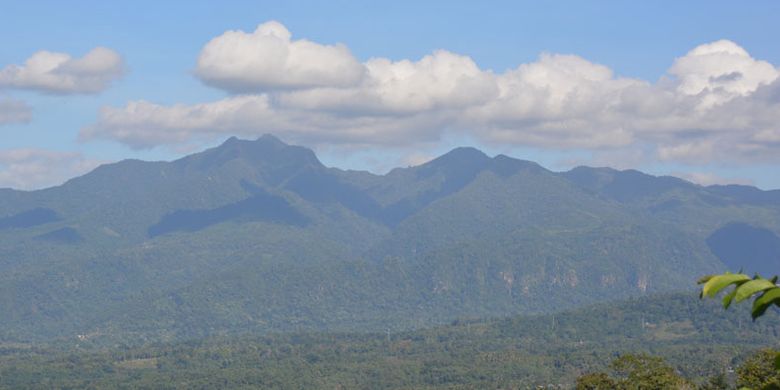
[0,134,778,344]
[3,134,775,195]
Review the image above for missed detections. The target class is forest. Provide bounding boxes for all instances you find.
[1,293,778,389]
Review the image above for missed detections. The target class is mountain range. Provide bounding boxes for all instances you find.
[1,134,779,344]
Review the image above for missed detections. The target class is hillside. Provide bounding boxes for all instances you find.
[1,135,779,343]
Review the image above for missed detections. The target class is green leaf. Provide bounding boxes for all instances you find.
[701,273,751,298]
[751,287,780,319]
[697,275,715,284]
[735,278,778,303]
[775,352,780,370]
[723,289,737,309]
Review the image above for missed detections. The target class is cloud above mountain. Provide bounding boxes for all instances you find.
[668,40,778,108]
[195,21,364,92]
[0,149,103,190]
[82,21,780,166]
[0,47,124,94]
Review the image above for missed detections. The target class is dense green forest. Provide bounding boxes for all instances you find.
[2,293,778,389]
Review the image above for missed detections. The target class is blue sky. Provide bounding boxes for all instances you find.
[1,1,779,190]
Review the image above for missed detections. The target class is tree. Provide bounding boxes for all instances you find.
[610,354,691,389]
[737,349,780,390]
[574,354,691,389]
[699,372,729,390]
[576,372,616,389]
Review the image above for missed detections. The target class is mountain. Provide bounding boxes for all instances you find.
[0,135,778,344]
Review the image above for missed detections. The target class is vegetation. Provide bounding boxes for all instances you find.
[576,354,691,389]
[1,293,779,389]
[576,350,780,390]
[698,272,780,389]
[735,349,780,389]
[1,136,779,344]
[1,137,779,387]
[699,273,780,320]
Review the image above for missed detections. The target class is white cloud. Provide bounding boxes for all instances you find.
[278,49,498,114]
[0,97,31,125]
[464,53,645,148]
[82,96,280,148]
[0,47,124,94]
[195,21,364,92]
[657,140,716,163]
[82,95,453,149]
[669,40,778,109]
[0,149,104,190]
[82,21,780,168]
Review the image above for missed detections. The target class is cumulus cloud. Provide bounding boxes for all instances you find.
[83,21,780,168]
[0,47,124,94]
[278,49,497,114]
[0,149,104,190]
[0,97,31,125]
[195,21,364,92]
[668,40,778,108]
[464,53,645,148]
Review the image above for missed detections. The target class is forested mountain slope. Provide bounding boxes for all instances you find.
[1,135,778,343]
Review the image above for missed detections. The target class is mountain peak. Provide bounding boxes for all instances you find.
[221,134,285,147]
[423,147,490,171]
[216,134,288,151]
[442,146,489,160]
[177,135,323,171]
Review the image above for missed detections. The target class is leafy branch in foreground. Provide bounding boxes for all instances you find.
[698,272,780,320]
[699,271,780,389]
